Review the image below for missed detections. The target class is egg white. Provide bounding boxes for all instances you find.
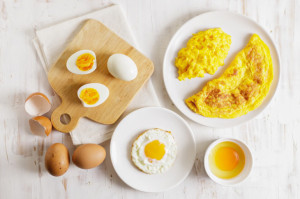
[77,83,109,108]
[131,128,177,174]
[107,54,138,81]
[66,50,97,75]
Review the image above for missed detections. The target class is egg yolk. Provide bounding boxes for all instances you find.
[144,140,165,161]
[209,141,245,179]
[215,147,239,171]
[79,88,99,105]
[76,53,95,71]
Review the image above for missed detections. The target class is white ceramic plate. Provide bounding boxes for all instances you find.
[110,107,196,192]
[163,11,280,127]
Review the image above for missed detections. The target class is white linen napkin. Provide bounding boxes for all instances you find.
[33,4,160,145]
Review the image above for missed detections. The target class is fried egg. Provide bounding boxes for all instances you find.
[77,83,109,107]
[185,34,273,118]
[208,141,245,179]
[131,128,177,174]
[67,50,97,74]
[175,28,231,80]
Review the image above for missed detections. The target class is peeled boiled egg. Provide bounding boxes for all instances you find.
[107,54,138,81]
[29,116,52,136]
[25,92,51,116]
[131,128,177,174]
[208,141,245,179]
[66,50,97,75]
[77,83,109,107]
[72,144,106,169]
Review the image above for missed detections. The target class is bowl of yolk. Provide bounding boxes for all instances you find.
[204,138,253,186]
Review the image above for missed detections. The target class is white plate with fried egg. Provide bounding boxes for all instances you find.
[110,107,196,192]
[163,11,280,127]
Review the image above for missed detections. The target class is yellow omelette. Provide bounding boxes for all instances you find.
[185,34,273,118]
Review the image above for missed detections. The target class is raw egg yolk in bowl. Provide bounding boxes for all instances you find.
[76,53,95,71]
[208,141,245,179]
[79,88,100,105]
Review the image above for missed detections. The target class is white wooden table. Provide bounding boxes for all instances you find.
[0,0,298,198]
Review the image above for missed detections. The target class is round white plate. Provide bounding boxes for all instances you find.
[110,107,196,192]
[163,11,280,127]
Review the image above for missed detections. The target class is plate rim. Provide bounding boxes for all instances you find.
[163,10,281,128]
[110,106,196,192]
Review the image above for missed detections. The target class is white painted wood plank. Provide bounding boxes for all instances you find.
[0,0,298,198]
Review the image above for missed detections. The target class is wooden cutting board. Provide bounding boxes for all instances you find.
[48,19,154,133]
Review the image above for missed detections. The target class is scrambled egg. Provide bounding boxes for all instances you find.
[185,34,273,118]
[175,28,231,81]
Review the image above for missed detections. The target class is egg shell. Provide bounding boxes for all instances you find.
[72,144,106,169]
[45,143,70,176]
[29,116,52,136]
[107,54,138,81]
[25,92,51,116]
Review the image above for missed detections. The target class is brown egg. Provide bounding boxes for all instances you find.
[45,143,70,176]
[72,144,106,169]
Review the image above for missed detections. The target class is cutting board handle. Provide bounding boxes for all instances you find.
[51,103,81,133]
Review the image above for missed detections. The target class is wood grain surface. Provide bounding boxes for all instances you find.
[48,19,154,132]
[0,0,299,199]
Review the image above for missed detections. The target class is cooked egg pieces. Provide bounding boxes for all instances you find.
[185,34,273,118]
[131,128,177,174]
[208,141,245,179]
[77,83,109,107]
[67,50,97,75]
[175,28,231,80]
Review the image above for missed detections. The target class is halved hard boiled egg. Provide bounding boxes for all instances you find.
[131,128,177,174]
[67,50,97,75]
[77,83,109,107]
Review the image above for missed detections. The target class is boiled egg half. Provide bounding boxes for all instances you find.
[77,83,109,108]
[131,128,177,174]
[67,50,97,75]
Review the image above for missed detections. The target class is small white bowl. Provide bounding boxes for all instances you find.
[204,138,253,186]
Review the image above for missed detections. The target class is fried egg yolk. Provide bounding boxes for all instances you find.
[144,140,165,161]
[79,88,99,105]
[76,53,95,71]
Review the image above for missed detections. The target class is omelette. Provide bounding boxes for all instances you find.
[185,34,273,118]
[175,28,231,81]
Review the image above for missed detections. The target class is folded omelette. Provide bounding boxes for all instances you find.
[185,34,273,118]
